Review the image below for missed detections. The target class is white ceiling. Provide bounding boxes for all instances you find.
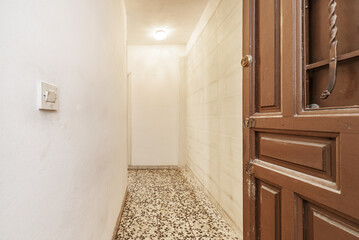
[125,0,209,45]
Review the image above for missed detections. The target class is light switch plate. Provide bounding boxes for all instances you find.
[38,82,58,111]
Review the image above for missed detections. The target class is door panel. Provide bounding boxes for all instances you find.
[255,0,281,112]
[256,181,281,240]
[299,200,359,240]
[243,0,359,239]
[256,131,336,180]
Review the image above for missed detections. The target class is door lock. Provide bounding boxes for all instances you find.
[241,55,253,67]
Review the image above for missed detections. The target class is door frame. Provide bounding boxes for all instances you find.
[127,72,132,167]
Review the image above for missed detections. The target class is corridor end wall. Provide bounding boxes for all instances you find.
[128,45,185,167]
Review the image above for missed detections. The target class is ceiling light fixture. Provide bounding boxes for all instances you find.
[154,29,168,40]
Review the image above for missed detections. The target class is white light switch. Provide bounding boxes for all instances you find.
[44,90,57,103]
[38,82,58,111]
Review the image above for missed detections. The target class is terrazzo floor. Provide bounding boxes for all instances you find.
[115,169,240,240]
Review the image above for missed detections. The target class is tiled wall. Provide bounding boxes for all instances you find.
[185,0,243,234]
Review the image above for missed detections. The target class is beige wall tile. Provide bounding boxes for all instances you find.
[217,2,242,45]
[215,0,240,28]
[184,0,243,236]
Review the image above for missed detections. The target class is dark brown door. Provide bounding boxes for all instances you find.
[243,0,359,239]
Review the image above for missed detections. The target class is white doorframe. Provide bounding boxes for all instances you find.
[127,72,132,166]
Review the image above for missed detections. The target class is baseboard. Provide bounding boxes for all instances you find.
[184,166,243,238]
[128,165,183,170]
[111,187,128,240]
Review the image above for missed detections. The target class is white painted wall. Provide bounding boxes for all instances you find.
[0,1,128,240]
[128,45,185,166]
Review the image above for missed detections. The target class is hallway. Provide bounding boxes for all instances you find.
[3,0,359,239]
[0,0,245,239]
[115,169,239,240]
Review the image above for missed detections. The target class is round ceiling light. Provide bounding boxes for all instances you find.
[154,29,168,40]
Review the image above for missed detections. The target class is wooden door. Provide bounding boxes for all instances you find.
[242,0,359,239]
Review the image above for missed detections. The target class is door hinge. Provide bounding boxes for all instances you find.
[243,118,256,129]
[245,162,253,176]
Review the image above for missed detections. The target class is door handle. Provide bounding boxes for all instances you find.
[241,55,253,67]
[321,0,338,100]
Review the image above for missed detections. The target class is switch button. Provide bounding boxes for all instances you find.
[44,90,57,103]
[38,82,58,111]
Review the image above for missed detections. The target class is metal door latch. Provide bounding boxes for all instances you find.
[243,118,256,128]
